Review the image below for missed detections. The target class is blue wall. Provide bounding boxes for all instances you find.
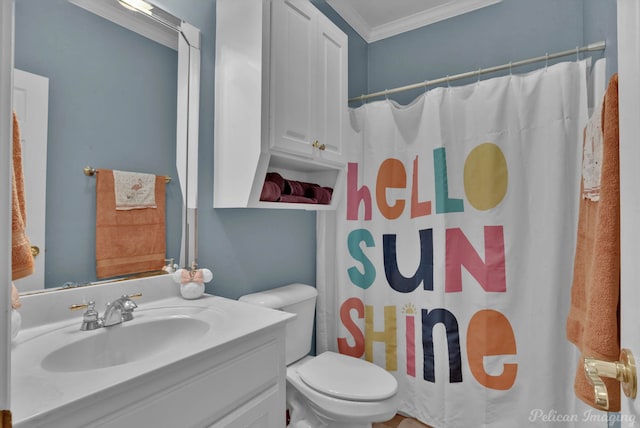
[155,0,367,300]
[15,0,182,288]
[15,0,616,300]
[159,0,616,301]
[364,0,616,106]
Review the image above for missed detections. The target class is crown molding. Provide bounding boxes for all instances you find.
[327,0,502,43]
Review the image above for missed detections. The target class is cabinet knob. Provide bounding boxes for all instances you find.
[312,140,326,151]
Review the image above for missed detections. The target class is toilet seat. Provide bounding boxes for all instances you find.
[296,352,398,402]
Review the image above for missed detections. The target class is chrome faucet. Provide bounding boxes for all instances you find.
[102,295,138,327]
[71,293,141,330]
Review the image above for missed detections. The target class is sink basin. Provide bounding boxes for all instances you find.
[41,315,210,372]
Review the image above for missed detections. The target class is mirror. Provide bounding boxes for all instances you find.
[12,0,200,292]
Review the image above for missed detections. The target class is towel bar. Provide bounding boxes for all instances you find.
[83,166,171,183]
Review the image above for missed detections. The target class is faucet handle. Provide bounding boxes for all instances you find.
[70,301,102,331]
[69,301,90,311]
[124,292,142,300]
[120,293,141,322]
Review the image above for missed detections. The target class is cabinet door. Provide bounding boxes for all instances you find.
[314,13,347,165]
[207,388,282,428]
[271,0,317,158]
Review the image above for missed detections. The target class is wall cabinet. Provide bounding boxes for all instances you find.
[214,0,348,209]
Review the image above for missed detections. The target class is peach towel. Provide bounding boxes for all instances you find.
[11,283,21,309]
[11,112,34,282]
[95,169,166,279]
[566,74,620,411]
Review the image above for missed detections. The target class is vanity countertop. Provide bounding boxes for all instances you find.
[11,276,293,426]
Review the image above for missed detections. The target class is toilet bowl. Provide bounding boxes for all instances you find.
[239,284,399,428]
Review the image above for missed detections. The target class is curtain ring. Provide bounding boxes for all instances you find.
[476,68,482,84]
[446,75,451,89]
[423,80,428,94]
[576,46,580,61]
[509,61,513,76]
[384,89,389,100]
[545,53,549,70]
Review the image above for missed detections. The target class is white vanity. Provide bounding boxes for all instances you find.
[11,276,293,427]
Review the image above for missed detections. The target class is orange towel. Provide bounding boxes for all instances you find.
[11,112,34,281]
[95,169,166,279]
[566,74,620,411]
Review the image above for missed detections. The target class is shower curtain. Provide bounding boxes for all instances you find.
[317,60,603,427]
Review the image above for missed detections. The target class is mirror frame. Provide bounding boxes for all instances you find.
[0,0,200,413]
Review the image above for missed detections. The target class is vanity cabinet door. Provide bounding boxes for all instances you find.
[207,388,280,428]
[270,0,347,166]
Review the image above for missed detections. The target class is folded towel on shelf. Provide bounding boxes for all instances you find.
[266,172,285,192]
[113,169,157,210]
[305,184,333,204]
[566,74,620,411]
[95,169,166,279]
[259,172,333,204]
[260,180,281,202]
[284,179,305,197]
[280,194,318,204]
[11,112,34,281]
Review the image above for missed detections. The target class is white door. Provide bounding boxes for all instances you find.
[12,68,48,292]
[618,0,640,423]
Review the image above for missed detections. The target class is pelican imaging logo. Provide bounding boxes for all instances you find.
[528,409,637,426]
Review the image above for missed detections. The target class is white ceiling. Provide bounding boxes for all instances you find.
[326,0,502,43]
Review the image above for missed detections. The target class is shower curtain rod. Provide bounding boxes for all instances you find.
[349,40,606,103]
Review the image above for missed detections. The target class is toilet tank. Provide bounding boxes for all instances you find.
[239,283,318,365]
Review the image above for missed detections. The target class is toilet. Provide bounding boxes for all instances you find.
[239,283,399,428]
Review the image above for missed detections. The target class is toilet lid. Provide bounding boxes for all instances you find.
[296,352,398,401]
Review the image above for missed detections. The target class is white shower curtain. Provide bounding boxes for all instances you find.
[317,60,606,427]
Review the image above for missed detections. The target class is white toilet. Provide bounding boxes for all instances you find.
[239,283,399,428]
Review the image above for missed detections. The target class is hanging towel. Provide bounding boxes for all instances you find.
[95,169,166,279]
[113,169,157,210]
[11,283,21,309]
[566,73,620,411]
[11,112,34,281]
[582,101,604,201]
